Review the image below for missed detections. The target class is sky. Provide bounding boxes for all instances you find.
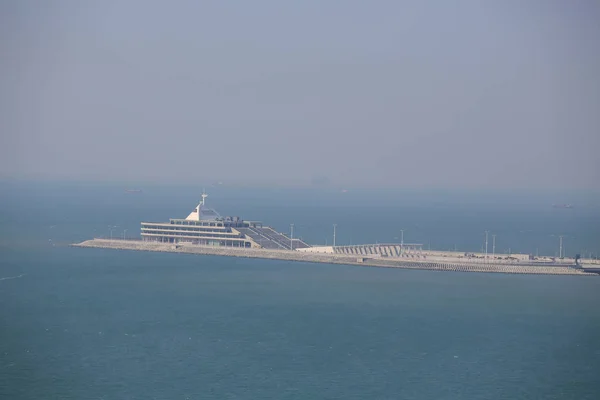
[1,0,599,189]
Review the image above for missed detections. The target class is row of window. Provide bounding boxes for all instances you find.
[142,231,244,240]
[169,220,224,227]
[143,237,252,247]
[142,225,228,233]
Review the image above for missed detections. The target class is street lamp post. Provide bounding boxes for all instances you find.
[400,229,404,255]
[333,224,337,247]
[559,235,564,259]
[108,225,118,240]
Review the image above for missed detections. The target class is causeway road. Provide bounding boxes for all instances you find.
[72,239,595,276]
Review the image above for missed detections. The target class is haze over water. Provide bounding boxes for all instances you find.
[2,1,599,188]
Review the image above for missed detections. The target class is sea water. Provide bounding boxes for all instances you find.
[1,182,599,399]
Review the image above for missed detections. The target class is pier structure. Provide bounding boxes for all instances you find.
[100,191,597,275]
[73,239,596,276]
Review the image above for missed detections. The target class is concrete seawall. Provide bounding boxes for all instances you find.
[72,239,596,276]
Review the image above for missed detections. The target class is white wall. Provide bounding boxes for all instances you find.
[296,246,334,254]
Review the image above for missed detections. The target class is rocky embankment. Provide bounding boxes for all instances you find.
[72,239,594,276]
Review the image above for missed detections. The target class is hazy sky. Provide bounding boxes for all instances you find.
[1,0,599,189]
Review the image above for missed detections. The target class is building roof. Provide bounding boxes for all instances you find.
[185,192,222,221]
[185,204,222,221]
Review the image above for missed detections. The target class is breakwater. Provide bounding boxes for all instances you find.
[72,239,595,276]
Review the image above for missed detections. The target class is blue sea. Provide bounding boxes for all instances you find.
[1,181,600,399]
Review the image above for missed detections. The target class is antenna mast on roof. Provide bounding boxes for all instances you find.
[201,188,208,206]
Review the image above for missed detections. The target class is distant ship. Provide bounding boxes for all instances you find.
[552,204,573,209]
[125,189,143,193]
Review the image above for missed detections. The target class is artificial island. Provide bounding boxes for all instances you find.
[74,193,600,276]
